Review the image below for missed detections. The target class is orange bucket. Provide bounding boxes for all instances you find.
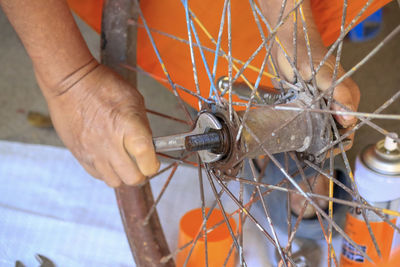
[177,208,237,267]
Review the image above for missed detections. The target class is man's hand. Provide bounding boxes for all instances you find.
[42,61,159,187]
[274,33,361,129]
[1,0,159,187]
[258,0,360,134]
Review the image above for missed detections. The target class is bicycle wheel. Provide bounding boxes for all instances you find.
[101,0,400,266]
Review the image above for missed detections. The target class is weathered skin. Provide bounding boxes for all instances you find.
[0,0,159,187]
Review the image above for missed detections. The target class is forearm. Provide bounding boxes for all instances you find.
[0,0,94,96]
[257,0,323,47]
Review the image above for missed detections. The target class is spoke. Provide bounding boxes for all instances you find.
[305,160,400,232]
[183,4,222,102]
[235,53,269,142]
[292,0,298,72]
[211,0,229,99]
[315,0,375,74]
[239,182,244,266]
[212,169,297,266]
[175,83,214,103]
[224,173,400,217]
[333,25,400,90]
[231,0,306,89]
[128,20,222,59]
[186,7,265,100]
[333,100,400,138]
[328,149,335,267]
[147,161,178,180]
[122,63,212,103]
[204,165,243,260]
[317,91,400,155]
[284,153,293,254]
[223,178,283,266]
[143,164,178,225]
[211,176,278,248]
[234,80,399,165]
[215,172,298,233]
[321,0,347,142]
[298,3,318,95]
[327,106,383,257]
[197,156,208,267]
[249,160,288,267]
[156,152,198,167]
[232,0,289,142]
[270,101,400,120]
[241,125,373,261]
[223,239,237,267]
[128,18,279,91]
[276,0,289,26]
[287,153,332,250]
[147,152,196,181]
[183,0,202,110]
[227,0,233,121]
[287,154,339,265]
[248,0,284,91]
[163,191,223,264]
[133,0,194,124]
[254,4,309,91]
[230,39,300,91]
[146,109,190,125]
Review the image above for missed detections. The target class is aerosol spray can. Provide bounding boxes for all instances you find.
[340,134,400,266]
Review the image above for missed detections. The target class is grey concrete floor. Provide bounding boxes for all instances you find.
[0,3,399,165]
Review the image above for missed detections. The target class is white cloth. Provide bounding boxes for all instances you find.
[1,140,350,266]
[0,141,133,266]
[0,141,270,266]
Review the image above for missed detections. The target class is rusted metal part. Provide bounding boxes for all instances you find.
[115,185,174,267]
[240,103,314,157]
[153,112,225,163]
[207,102,244,177]
[204,96,329,178]
[185,131,225,152]
[101,1,174,266]
[240,100,329,163]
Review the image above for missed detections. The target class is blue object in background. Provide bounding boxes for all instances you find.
[348,9,383,42]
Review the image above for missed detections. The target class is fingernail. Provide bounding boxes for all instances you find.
[344,106,355,120]
[340,107,357,128]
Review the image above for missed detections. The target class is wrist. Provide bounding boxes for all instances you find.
[36,55,99,99]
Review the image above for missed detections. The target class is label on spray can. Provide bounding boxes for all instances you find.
[341,135,400,266]
[340,212,396,266]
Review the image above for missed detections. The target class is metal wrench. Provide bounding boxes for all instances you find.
[15,254,55,267]
[153,112,225,163]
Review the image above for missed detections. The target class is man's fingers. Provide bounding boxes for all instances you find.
[111,152,146,185]
[124,135,160,176]
[80,161,102,180]
[122,113,160,177]
[277,52,359,128]
[95,161,122,188]
[316,64,359,128]
[277,51,296,83]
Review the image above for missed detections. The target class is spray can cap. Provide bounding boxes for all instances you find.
[362,133,400,176]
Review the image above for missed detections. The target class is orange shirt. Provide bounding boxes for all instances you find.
[67,0,391,109]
